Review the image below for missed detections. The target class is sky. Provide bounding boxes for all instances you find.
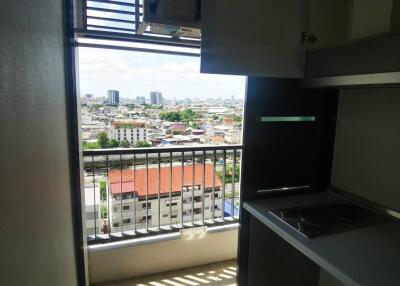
[78,47,246,100]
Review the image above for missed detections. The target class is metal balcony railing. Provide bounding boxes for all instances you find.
[83,145,242,244]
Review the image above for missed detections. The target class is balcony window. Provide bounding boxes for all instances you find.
[142,202,151,208]
[122,193,133,200]
[166,200,178,207]
[74,3,244,286]
[79,37,244,244]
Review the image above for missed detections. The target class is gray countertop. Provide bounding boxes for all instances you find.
[243,192,400,286]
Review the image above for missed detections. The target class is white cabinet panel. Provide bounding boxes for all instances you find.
[349,0,394,40]
[201,0,308,78]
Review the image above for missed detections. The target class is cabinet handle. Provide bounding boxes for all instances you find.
[302,33,317,45]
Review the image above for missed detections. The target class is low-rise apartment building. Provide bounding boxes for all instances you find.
[108,163,223,233]
[110,119,148,146]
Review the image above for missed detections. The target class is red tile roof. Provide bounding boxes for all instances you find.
[224,117,234,125]
[109,164,222,198]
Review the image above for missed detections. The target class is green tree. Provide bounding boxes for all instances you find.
[125,103,136,110]
[159,109,201,123]
[90,103,103,110]
[232,114,242,123]
[109,139,119,148]
[82,141,101,150]
[99,180,107,201]
[181,109,201,123]
[217,164,240,184]
[120,139,130,148]
[135,141,151,148]
[159,111,181,122]
[97,132,109,148]
[100,206,107,219]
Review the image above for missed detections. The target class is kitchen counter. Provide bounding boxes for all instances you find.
[243,192,400,286]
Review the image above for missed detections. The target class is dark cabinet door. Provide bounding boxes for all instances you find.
[241,77,338,200]
[237,77,338,285]
[247,216,320,286]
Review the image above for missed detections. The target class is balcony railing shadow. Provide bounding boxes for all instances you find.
[94,259,237,286]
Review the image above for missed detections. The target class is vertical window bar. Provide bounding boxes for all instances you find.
[134,0,139,31]
[169,152,173,228]
[83,0,88,30]
[106,155,111,235]
[232,149,236,219]
[222,150,227,222]
[145,152,149,232]
[133,153,136,233]
[202,150,206,224]
[181,151,184,227]
[158,152,161,230]
[92,155,96,238]
[119,154,123,234]
[191,151,195,224]
[212,150,216,223]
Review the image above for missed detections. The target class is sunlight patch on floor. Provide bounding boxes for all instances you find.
[95,260,237,286]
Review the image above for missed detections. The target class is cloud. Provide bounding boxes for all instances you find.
[78,47,246,99]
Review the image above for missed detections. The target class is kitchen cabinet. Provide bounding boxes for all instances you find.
[244,195,400,286]
[200,0,308,78]
[307,0,350,49]
[201,0,400,78]
[247,216,320,286]
[237,77,339,285]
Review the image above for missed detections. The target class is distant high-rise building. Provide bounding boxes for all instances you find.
[150,91,163,105]
[136,96,146,104]
[157,93,163,105]
[108,90,120,105]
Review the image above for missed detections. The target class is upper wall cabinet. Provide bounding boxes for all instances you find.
[200,0,309,78]
[201,0,400,78]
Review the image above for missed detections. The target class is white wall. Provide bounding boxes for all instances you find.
[0,0,78,285]
[332,88,400,212]
[88,228,238,284]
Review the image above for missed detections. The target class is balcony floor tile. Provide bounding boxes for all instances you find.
[94,260,237,286]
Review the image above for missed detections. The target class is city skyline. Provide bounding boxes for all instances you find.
[78,47,246,100]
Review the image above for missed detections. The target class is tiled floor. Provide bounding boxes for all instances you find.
[96,260,237,286]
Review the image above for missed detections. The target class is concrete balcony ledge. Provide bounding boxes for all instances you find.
[88,223,239,284]
[88,223,238,253]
